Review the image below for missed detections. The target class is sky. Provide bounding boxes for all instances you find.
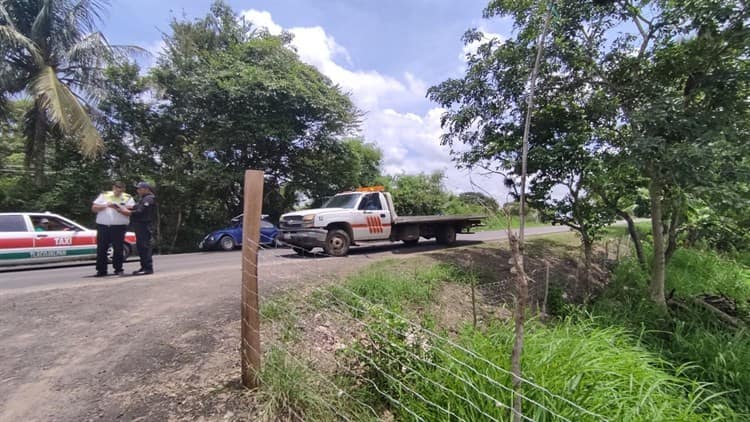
[101,0,516,200]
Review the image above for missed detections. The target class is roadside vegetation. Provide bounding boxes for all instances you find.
[251,232,749,420]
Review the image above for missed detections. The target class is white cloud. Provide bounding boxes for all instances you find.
[238,10,511,200]
[139,39,166,70]
[459,28,505,62]
[240,10,282,35]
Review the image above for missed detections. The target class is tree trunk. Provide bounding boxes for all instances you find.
[169,210,182,253]
[648,179,667,311]
[508,232,528,422]
[665,204,682,265]
[582,235,593,299]
[617,210,646,268]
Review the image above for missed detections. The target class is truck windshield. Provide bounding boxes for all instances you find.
[322,193,361,209]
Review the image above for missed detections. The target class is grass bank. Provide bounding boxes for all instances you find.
[253,235,747,420]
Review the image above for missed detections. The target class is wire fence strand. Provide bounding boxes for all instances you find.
[240,236,607,421]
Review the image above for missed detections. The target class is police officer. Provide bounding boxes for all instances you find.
[131,181,157,275]
[92,181,135,276]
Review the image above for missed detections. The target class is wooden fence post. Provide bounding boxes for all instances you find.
[241,170,264,388]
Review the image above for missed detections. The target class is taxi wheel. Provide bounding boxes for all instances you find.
[106,244,132,264]
[219,235,235,251]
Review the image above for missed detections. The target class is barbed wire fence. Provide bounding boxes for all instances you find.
[239,232,609,421]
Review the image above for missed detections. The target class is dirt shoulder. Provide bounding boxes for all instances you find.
[0,251,381,421]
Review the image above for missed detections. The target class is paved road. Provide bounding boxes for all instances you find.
[0,226,569,293]
[0,225,569,421]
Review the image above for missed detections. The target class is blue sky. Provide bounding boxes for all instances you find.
[101,0,515,199]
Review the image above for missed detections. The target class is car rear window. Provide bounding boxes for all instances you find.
[0,215,28,232]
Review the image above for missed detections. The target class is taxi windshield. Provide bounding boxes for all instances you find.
[322,193,361,209]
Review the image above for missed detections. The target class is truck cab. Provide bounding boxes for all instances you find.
[279,188,394,256]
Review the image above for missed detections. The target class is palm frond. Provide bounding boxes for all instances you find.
[30,65,102,157]
[66,0,108,33]
[65,30,113,67]
[31,0,52,45]
[0,94,8,119]
[0,3,13,26]
[0,24,44,66]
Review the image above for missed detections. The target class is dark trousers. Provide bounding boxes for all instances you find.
[96,224,127,274]
[133,222,153,271]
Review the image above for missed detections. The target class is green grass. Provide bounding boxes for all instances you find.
[256,347,377,421]
[340,260,468,310]
[259,240,749,419]
[588,249,750,415]
[355,313,736,421]
[260,296,295,321]
[665,248,750,301]
[260,296,300,342]
[478,214,547,231]
[330,257,742,420]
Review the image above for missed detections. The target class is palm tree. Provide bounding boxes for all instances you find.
[0,0,129,184]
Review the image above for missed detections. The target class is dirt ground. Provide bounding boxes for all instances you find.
[0,251,378,422]
[0,234,605,421]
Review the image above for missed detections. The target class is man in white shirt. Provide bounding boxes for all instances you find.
[91,181,135,276]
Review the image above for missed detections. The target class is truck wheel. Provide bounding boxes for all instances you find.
[219,235,235,251]
[403,239,419,246]
[324,229,350,257]
[436,226,456,245]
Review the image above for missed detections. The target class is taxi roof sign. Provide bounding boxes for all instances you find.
[355,186,385,192]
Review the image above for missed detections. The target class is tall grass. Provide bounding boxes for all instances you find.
[256,347,377,421]
[480,213,546,231]
[665,248,750,302]
[352,313,735,421]
[342,260,466,310]
[332,258,739,421]
[589,249,750,415]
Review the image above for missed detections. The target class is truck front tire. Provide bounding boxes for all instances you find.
[324,229,350,257]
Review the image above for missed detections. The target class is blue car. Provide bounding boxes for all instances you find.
[199,214,280,251]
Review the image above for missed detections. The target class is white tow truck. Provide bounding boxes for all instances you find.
[278,187,485,256]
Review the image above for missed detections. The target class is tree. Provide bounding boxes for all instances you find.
[306,138,383,208]
[0,0,131,184]
[458,191,499,212]
[95,1,360,251]
[429,0,749,310]
[385,172,450,216]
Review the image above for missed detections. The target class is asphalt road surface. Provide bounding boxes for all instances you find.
[0,226,569,293]
[0,226,569,421]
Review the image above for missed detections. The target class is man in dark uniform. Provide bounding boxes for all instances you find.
[131,181,157,275]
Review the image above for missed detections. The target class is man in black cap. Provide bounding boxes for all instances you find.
[131,181,157,275]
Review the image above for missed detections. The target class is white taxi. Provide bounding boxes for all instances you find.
[0,212,137,267]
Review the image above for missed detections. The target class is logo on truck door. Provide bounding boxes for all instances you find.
[366,216,383,234]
